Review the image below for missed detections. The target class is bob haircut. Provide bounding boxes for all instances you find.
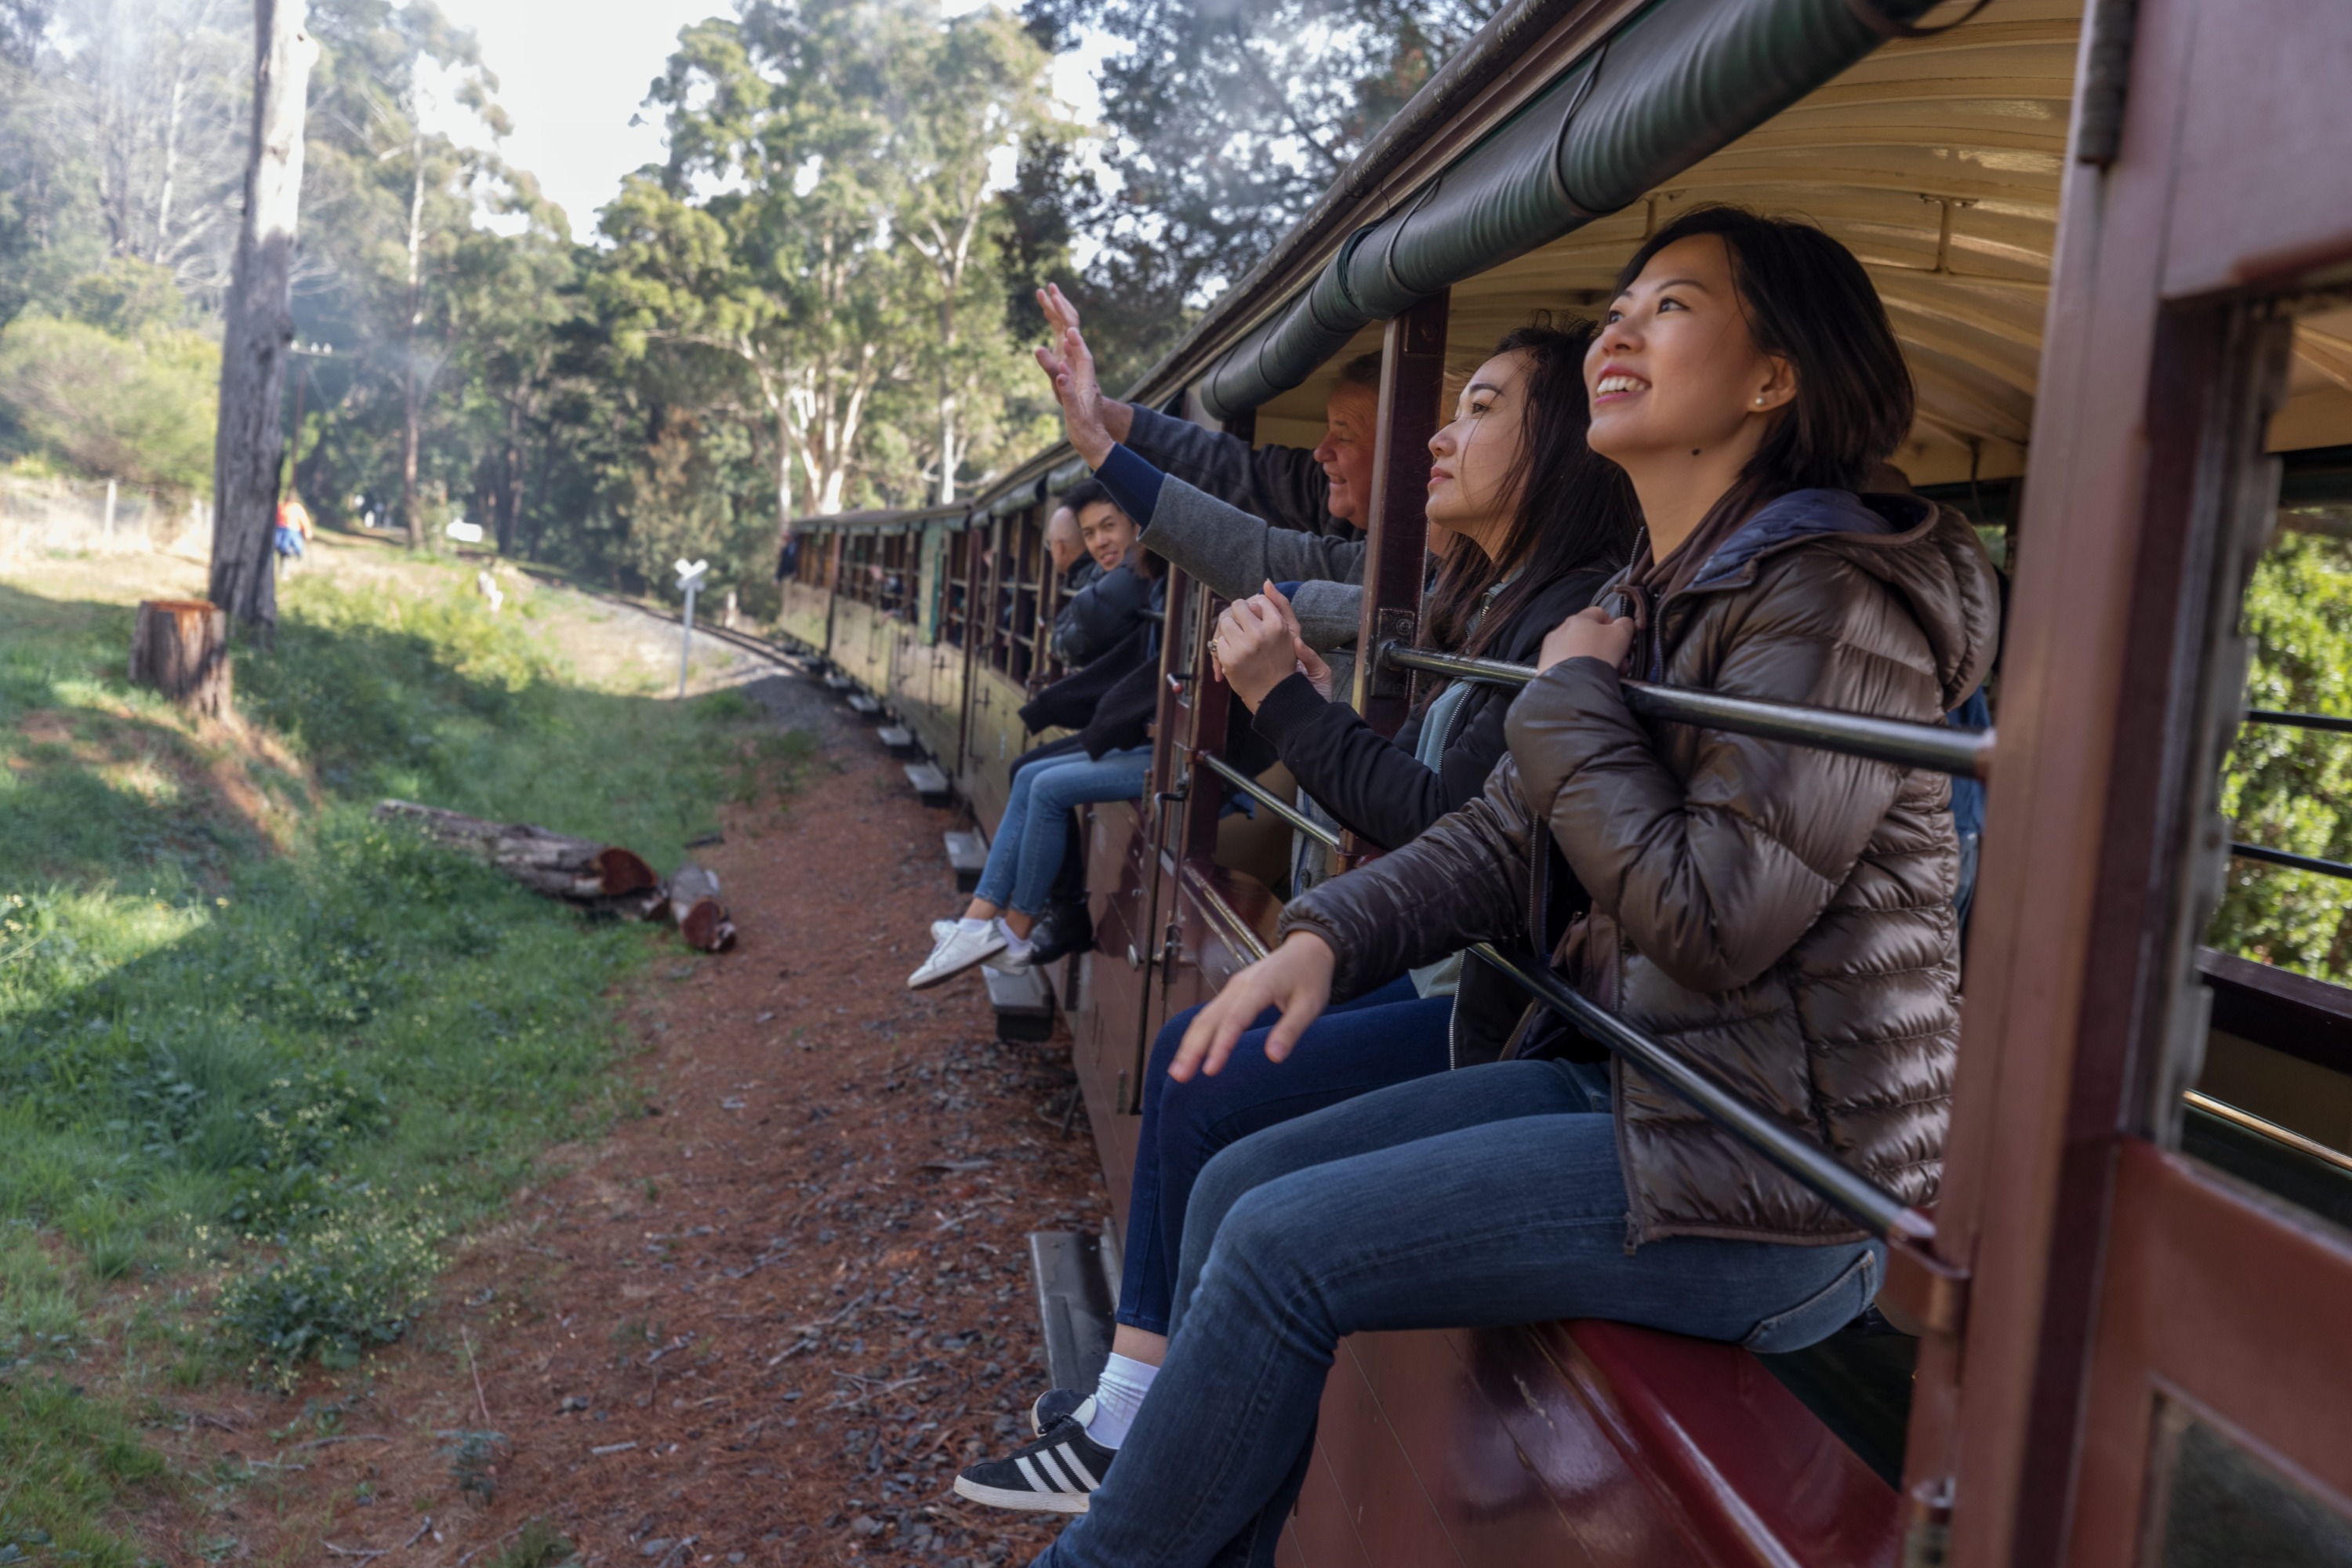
[1421,317,1638,661]
[1613,205,1915,496]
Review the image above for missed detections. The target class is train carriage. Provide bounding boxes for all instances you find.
[780,0,2352,1559]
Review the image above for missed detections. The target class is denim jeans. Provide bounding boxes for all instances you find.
[1033,1058,1885,1568]
[1118,977,1453,1337]
[972,747,1149,916]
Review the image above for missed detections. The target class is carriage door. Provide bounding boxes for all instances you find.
[1918,2,2352,1565]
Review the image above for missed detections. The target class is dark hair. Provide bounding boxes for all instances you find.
[1613,205,1913,499]
[1335,353,1382,392]
[1420,318,1639,661]
[1061,477,1118,518]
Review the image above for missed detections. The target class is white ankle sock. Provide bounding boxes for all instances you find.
[996,919,1032,956]
[1083,1352,1159,1450]
[955,916,991,935]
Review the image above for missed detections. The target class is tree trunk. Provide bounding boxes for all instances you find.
[207,0,316,633]
[372,800,659,901]
[401,130,426,550]
[401,362,423,548]
[132,600,233,717]
[668,861,735,952]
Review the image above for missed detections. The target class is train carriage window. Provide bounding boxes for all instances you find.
[2138,307,2352,1236]
[880,531,912,620]
[944,527,977,649]
[1009,510,1044,688]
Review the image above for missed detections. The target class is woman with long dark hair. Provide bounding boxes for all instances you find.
[1208,320,1635,858]
[953,317,1637,1518]
[961,206,1997,1562]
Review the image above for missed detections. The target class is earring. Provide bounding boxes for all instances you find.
[1754,394,1766,405]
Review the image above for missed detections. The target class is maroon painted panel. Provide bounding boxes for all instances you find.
[2063,1143,2352,1567]
[2157,0,2352,299]
[1285,1323,1900,1568]
[1552,1323,1900,1568]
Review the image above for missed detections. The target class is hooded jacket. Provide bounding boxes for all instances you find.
[1278,491,2000,1247]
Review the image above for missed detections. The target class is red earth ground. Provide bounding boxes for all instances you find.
[143,658,1112,1568]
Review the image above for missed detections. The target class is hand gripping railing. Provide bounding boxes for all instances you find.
[1377,643,1994,780]
[1381,644,2352,878]
[1185,743,1965,1330]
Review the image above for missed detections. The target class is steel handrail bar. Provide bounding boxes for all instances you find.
[1465,942,1922,1243]
[2243,708,2352,735]
[1189,746,1917,1240]
[1194,751,1345,848]
[2230,842,2352,881]
[1377,642,1994,782]
[2184,1091,2352,1176]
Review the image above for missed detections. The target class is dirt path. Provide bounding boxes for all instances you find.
[176,658,1108,1568]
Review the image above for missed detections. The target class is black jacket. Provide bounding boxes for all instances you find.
[1053,564,1157,666]
[1125,405,1362,541]
[1250,566,1613,851]
[1020,624,1151,735]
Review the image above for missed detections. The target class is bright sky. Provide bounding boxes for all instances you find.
[419,0,1109,244]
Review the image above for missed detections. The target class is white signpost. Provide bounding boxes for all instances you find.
[675,557,710,697]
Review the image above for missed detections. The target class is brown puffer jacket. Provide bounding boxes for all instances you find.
[1279,490,1999,1247]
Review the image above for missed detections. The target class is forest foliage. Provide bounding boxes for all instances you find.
[0,0,1504,604]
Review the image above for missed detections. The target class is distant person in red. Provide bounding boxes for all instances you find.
[274,495,314,570]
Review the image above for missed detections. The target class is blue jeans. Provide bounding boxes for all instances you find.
[973,747,1149,916]
[1034,1059,1885,1568]
[1119,977,1452,1337]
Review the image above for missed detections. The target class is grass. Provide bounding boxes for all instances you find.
[0,558,811,1558]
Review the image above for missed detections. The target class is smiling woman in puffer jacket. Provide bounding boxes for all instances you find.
[975,206,1999,1567]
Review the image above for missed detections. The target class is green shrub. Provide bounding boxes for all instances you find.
[2212,528,2352,981]
[0,313,217,493]
[213,1203,441,1371]
[484,1519,577,1568]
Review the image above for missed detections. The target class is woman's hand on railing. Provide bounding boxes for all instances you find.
[1538,604,1635,673]
[1033,284,1126,469]
[1171,931,1336,1081]
[1211,583,1332,709]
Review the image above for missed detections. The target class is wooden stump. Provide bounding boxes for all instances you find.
[669,861,736,952]
[130,600,232,717]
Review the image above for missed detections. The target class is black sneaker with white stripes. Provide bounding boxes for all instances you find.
[1029,1385,1084,1436]
[953,1398,1116,1514]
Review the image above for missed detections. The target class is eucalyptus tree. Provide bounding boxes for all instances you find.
[879,3,1054,503]
[607,0,1057,535]
[299,0,506,546]
[1019,0,1499,378]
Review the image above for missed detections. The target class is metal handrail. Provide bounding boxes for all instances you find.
[1377,643,1994,781]
[2231,842,2352,881]
[2185,1091,2352,1175]
[1188,745,1916,1241]
[2244,709,2352,736]
[1465,943,1920,1241]
[1195,751,1344,848]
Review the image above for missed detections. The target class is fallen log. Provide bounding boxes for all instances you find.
[669,861,736,953]
[373,800,658,902]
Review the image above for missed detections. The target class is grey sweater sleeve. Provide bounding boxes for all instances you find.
[1142,477,1365,609]
[1288,582,1363,652]
[1125,405,1330,533]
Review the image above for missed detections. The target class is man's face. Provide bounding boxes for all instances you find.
[1044,506,1084,573]
[1312,383,1379,525]
[1078,501,1137,573]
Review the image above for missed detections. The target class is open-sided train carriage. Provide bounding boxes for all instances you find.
[780,0,2352,1559]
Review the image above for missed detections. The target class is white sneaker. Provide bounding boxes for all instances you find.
[984,918,1035,975]
[931,918,957,945]
[908,922,1007,990]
